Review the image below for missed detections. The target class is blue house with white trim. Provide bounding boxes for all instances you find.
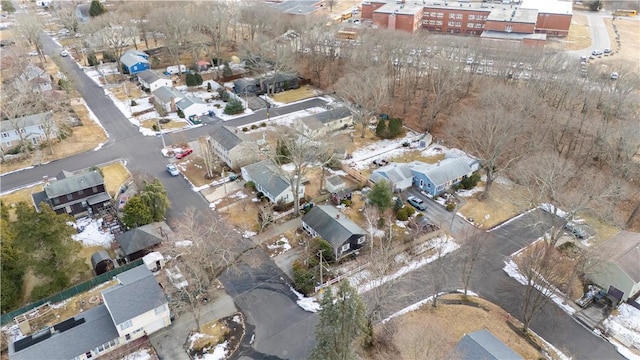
[120,49,150,75]
[409,158,475,196]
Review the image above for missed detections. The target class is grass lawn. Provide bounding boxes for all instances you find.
[100,162,131,197]
[377,294,546,360]
[110,82,145,102]
[141,119,189,130]
[191,319,229,351]
[387,149,445,164]
[176,156,214,188]
[0,184,44,206]
[564,14,591,51]
[604,17,640,63]
[270,85,320,104]
[457,181,525,229]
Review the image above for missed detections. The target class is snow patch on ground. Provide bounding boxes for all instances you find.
[121,349,153,360]
[242,231,257,239]
[603,303,640,353]
[539,203,568,218]
[71,218,114,247]
[290,286,321,313]
[381,293,444,324]
[187,332,228,360]
[267,236,291,256]
[456,186,484,198]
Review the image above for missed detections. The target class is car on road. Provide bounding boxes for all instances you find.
[60,50,69,57]
[28,50,38,56]
[175,148,193,159]
[603,48,611,54]
[166,164,180,176]
[591,49,603,56]
[407,196,427,211]
[466,57,474,65]
[610,72,619,80]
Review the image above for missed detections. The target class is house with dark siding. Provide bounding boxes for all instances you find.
[301,205,366,259]
[31,170,111,217]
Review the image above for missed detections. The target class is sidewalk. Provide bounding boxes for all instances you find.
[149,293,237,360]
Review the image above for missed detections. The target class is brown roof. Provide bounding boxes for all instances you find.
[597,231,640,282]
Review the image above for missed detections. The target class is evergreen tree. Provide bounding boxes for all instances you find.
[223,62,232,77]
[367,180,393,211]
[185,73,196,86]
[388,118,403,138]
[310,281,366,360]
[194,73,203,85]
[375,119,386,138]
[393,197,404,213]
[223,98,244,115]
[122,195,153,228]
[89,0,106,17]
[1,0,16,13]
[140,179,171,222]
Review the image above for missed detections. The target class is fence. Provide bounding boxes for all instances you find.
[1,259,143,325]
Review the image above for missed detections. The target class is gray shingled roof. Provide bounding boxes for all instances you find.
[410,158,473,187]
[137,69,169,85]
[0,112,52,133]
[43,170,104,199]
[115,226,163,256]
[152,86,186,104]
[90,250,112,269]
[370,163,413,184]
[300,107,352,131]
[242,160,290,199]
[596,231,640,283]
[454,329,524,360]
[102,266,166,326]
[302,205,365,251]
[176,95,206,110]
[326,175,345,187]
[120,52,149,68]
[209,124,250,151]
[124,49,148,59]
[10,305,119,360]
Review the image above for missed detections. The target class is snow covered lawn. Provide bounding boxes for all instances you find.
[603,303,640,359]
[71,218,114,247]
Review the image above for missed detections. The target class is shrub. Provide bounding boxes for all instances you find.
[446,202,456,212]
[87,51,98,66]
[152,124,159,131]
[214,104,221,109]
[292,260,316,296]
[6,144,24,155]
[396,207,409,221]
[460,171,481,190]
[224,99,244,115]
[416,212,424,218]
[393,197,403,213]
[312,238,335,263]
[256,191,264,199]
[102,51,116,62]
[245,181,256,190]
[130,100,137,106]
[223,62,232,77]
[274,200,293,212]
[375,119,386,137]
[388,118,403,137]
[242,127,248,132]
[185,73,197,87]
[405,206,416,216]
[159,118,171,124]
[194,73,203,85]
[177,108,185,118]
[89,0,106,17]
[341,199,352,207]
[251,124,258,129]
[260,122,267,127]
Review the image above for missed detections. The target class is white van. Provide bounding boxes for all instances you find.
[165,65,187,75]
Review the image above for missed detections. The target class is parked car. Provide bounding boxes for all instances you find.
[166,164,180,176]
[372,159,389,167]
[603,48,611,54]
[591,49,603,56]
[60,50,69,57]
[28,50,38,56]
[175,148,193,159]
[407,196,427,211]
[564,222,596,239]
[610,72,619,80]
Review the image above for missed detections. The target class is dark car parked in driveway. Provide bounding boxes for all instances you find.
[564,222,596,239]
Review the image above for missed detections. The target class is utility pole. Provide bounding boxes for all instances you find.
[318,250,324,288]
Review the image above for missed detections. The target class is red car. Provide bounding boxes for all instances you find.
[175,148,193,159]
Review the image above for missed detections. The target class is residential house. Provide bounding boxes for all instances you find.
[115,221,172,262]
[152,86,186,113]
[31,170,111,217]
[241,159,305,204]
[35,0,52,7]
[325,175,346,194]
[297,106,353,137]
[369,163,414,192]
[137,70,172,92]
[301,205,366,259]
[176,95,209,119]
[453,329,524,360]
[196,60,211,72]
[17,63,52,92]
[208,124,259,170]
[9,266,170,360]
[120,49,150,75]
[233,78,260,95]
[409,158,474,196]
[1,112,56,152]
[259,73,299,94]
[445,148,481,172]
[587,231,640,302]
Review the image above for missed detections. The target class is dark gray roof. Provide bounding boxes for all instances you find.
[124,49,148,59]
[261,73,298,85]
[86,192,111,205]
[454,329,524,360]
[152,86,186,104]
[44,170,104,198]
[91,250,112,269]
[409,158,473,187]
[120,52,149,68]
[596,231,640,283]
[137,69,169,84]
[302,205,365,250]
[326,175,345,187]
[210,124,251,151]
[102,266,166,326]
[115,226,163,256]
[242,160,290,198]
[234,78,258,88]
[10,305,119,360]
[0,112,53,133]
[300,107,352,131]
[31,191,48,211]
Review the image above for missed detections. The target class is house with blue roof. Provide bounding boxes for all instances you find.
[9,266,170,360]
[301,205,366,259]
[409,157,475,196]
[240,159,305,204]
[453,329,524,360]
[120,49,150,75]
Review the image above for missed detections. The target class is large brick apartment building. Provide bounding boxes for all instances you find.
[361,0,572,44]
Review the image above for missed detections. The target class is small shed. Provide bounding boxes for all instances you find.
[325,175,346,193]
[331,188,352,205]
[142,251,165,273]
[90,250,116,275]
[196,60,211,72]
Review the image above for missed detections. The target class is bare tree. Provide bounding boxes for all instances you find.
[199,137,218,180]
[459,228,483,297]
[195,1,233,59]
[150,4,195,74]
[335,66,389,138]
[163,208,237,331]
[256,202,274,233]
[14,10,46,63]
[395,316,455,360]
[87,11,137,75]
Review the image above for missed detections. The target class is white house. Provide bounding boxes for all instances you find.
[17,64,52,93]
[297,106,353,137]
[152,86,186,113]
[176,95,209,119]
[137,70,172,92]
[588,231,640,302]
[9,266,170,360]
[1,112,56,151]
[241,159,305,204]
[369,163,414,192]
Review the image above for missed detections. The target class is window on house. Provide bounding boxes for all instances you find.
[85,352,93,359]
[437,12,444,18]
[436,21,443,25]
[467,22,474,28]
[357,237,365,245]
[468,14,475,20]
[67,194,73,201]
[448,13,456,18]
[456,14,463,19]
[120,319,133,331]
[341,243,350,253]
[505,25,512,32]
[78,189,84,195]
[92,186,97,192]
[430,12,436,17]
[429,20,436,25]
[154,304,167,315]
[39,125,43,130]
[448,21,455,26]
[475,23,483,28]
[53,198,60,205]
[125,334,131,341]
